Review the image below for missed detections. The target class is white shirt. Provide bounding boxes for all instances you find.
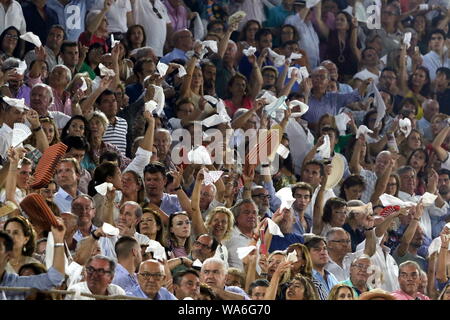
[224,226,252,271]
[285,118,314,176]
[66,281,126,300]
[92,0,132,33]
[131,0,171,57]
[0,1,26,34]
[360,168,377,204]
[325,250,364,282]
[422,50,450,81]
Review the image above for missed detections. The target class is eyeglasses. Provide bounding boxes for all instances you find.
[5,34,18,40]
[86,266,112,276]
[330,239,351,244]
[175,220,191,226]
[152,5,162,19]
[72,205,94,212]
[252,194,271,200]
[194,241,211,250]
[139,272,164,280]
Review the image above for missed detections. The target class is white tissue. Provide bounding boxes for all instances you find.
[203,170,223,186]
[20,32,42,47]
[243,46,257,57]
[228,10,246,25]
[80,77,88,92]
[177,65,187,77]
[95,182,113,196]
[317,134,331,159]
[420,192,437,206]
[276,144,290,159]
[15,60,27,75]
[299,66,309,79]
[275,187,296,211]
[287,250,298,263]
[379,193,416,208]
[202,40,218,53]
[306,0,321,8]
[403,32,412,49]
[193,259,203,268]
[156,61,169,77]
[145,240,167,260]
[110,34,120,48]
[356,125,373,139]
[335,113,351,135]
[99,63,116,77]
[289,100,309,117]
[289,52,303,61]
[267,48,286,67]
[188,146,212,165]
[3,97,28,111]
[102,222,120,236]
[399,118,412,137]
[237,245,256,260]
[267,218,284,237]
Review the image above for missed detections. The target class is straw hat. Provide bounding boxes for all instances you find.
[359,289,396,300]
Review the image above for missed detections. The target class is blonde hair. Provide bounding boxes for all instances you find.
[205,207,234,241]
[87,110,109,128]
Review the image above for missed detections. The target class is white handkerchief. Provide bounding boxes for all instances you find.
[237,245,256,260]
[102,222,120,236]
[445,222,450,230]
[243,46,257,57]
[202,40,218,53]
[202,114,227,127]
[110,34,120,48]
[156,61,169,77]
[95,182,113,196]
[265,96,288,118]
[403,32,412,49]
[203,170,223,186]
[370,81,386,129]
[193,259,203,268]
[317,134,331,159]
[335,113,351,135]
[188,146,212,165]
[289,52,303,60]
[354,69,376,81]
[11,123,31,148]
[145,100,158,114]
[267,218,284,237]
[299,66,309,79]
[379,193,416,208]
[3,97,29,111]
[419,4,429,10]
[228,10,246,25]
[20,32,42,47]
[288,67,301,84]
[399,118,412,137]
[99,63,116,77]
[276,144,290,159]
[289,100,309,117]
[151,85,165,116]
[306,0,321,8]
[275,187,296,211]
[287,250,297,263]
[80,77,88,92]
[420,192,437,206]
[145,240,167,260]
[15,60,27,75]
[356,125,373,139]
[177,65,187,77]
[261,90,278,104]
[267,48,285,67]
[204,95,218,105]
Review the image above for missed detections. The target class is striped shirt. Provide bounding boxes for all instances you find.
[103,117,128,155]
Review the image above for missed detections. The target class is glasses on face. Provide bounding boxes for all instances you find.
[175,220,191,226]
[139,272,164,280]
[194,240,211,250]
[5,34,18,40]
[86,266,112,276]
[72,205,94,212]
[352,263,370,271]
[252,194,271,200]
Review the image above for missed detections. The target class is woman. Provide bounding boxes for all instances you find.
[286,243,313,279]
[125,24,147,52]
[313,195,348,236]
[343,200,371,252]
[385,173,400,197]
[18,262,47,276]
[328,283,355,300]
[236,20,261,64]
[78,10,109,52]
[138,208,167,247]
[78,43,105,80]
[116,41,133,82]
[60,115,91,141]
[4,216,40,274]
[397,129,423,167]
[83,111,130,172]
[224,71,262,116]
[121,170,145,206]
[406,148,429,195]
[340,175,366,201]
[25,116,60,164]
[400,64,432,117]
[412,15,429,55]
[323,11,360,81]
[167,211,192,258]
[279,24,299,45]
[0,26,23,59]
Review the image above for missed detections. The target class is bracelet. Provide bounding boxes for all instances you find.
[174,186,182,191]
[91,230,100,240]
[32,126,42,132]
[260,273,268,277]
[54,243,64,247]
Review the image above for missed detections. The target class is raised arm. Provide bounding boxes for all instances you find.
[349,17,361,62]
[313,3,330,39]
[350,135,364,175]
[265,260,291,300]
[312,174,328,235]
[431,126,450,162]
[218,23,238,59]
[362,214,376,257]
[248,54,263,101]
[50,217,67,275]
[397,204,423,257]
[180,42,202,98]
[190,169,208,236]
[86,0,111,34]
[170,166,192,215]
[436,230,450,283]
[370,158,394,204]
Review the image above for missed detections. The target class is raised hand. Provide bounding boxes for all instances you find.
[26,109,40,129]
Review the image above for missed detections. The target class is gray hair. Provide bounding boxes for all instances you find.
[231,198,257,222]
[325,227,348,241]
[86,254,116,275]
[397,165,416,176]
[120,201,143,219]
[51,64,72,82]
[2,57,20,71]
[202,257,227,274]
[399,260,422,273]
[155,128,172,144]
[32,83,54,104]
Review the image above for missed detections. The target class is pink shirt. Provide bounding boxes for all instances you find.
[224,96,254,117]
[391,290,430,300]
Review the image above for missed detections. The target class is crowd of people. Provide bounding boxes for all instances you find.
[1,0,450,301]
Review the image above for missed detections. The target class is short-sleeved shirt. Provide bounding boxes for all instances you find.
[47,0,92,41]
[103,117,128,155]
[91,0,132,33]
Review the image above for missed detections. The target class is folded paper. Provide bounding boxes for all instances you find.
[317,134,331,159]
[399,118,412,137]
[276,144,290,159]
[275,187,296,211]
[193,259,203,268]
[177,65,187,77]
[369,81,386,129]
[188,146,212,165]
[420,192,437,206]
[356,125,373,139]
[95,182,113,196]
[156,61,169,77]
[287,250,297,263]
[335,113,351,135]
[237,245,256,260]
[20,32,42,47]
[145,240,167,260]
[306,0,321,8]
[289,52,303,61]
[3,97,29,111]
[403,32,412,49]
[99,63,116,77]
[267,218,284,237]
[202,40,218,53]
[80,77,88,92]
[289,100,309,117]
[379,193,416,208]
[16,60,27,75]
[267,48,285,67]
[203,170,223,186]
[110,34,120,48]
[228,10,246,25]
[299,67,309,79]
[243,46,257,57]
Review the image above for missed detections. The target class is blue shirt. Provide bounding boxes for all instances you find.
[112,263,140,293]
[0,267,64,300]
[312,269,338,300]
[47,0,92,41]
[54,187,82,213]
[127,286,177,300]
[22,2,59,47]
[303,90,361,125]
[125,83,144,105]
[264,5,294,28]
[160,48,188,64]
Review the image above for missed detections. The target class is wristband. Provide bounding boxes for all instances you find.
[91,230,100,240]
[32,126,42,132]
[54,243,64,247]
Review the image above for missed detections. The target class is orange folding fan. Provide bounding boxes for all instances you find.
[30,142,68,189]
[20,193,59,231]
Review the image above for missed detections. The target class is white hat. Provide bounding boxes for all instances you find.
[325,155,345,190]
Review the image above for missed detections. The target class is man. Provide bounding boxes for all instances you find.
[24,24,65,71]
[391,261,430,300]
[30,83,71,129]
[131,0,173,58]
[265,0,295,28]
[320,60,353,94]
[397,166,448,239]
[251,186,272,219]
[112,236,142,293]
[417,99,439,142]
[0,0,26,34]
[22,0,59,51]
[423,29,450,81]
[270,207,305,251]
[224,199,258,270]
[62,136,91,194]
[248,279,269,300]
[91,0,133,34]
[438,169,450,203]
[0,219,66,300]
[59,41,79,75]
[305,236,338,300]
[54,158,83,213]
[434,67,450,115]
[160,29,193,64]
[153,130,175,170]
[290,182,313,235]
[128,259,177,299]
[353,47,381,85]
[96,89,128,155]
[173,269,201,300]
[143,162,189,215]
[201,61,216,97]
[200,257,249,300]
[47,0,93,41]
[340,255,373,297]
[66,255,125,299]
[0,97,28,161]
[47,64,72,114]
[125,58,156,104]
[302,67,365,130]
[238,28,273,79]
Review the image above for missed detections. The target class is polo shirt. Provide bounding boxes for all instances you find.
[160,48,188,64]
[127,286,177,300]
[112,263,140,293]
[312,268,339,300]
